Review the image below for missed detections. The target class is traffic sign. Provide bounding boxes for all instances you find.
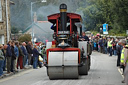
[103,24,108,34]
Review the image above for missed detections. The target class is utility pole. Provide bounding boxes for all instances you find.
[31,0,47,44]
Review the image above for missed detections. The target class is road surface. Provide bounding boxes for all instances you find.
[0,52,125,85]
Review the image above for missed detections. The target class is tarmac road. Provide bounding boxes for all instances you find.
[0,52,125,85]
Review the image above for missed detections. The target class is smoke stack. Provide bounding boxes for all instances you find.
[59,4,67,31]
[33,12,37,23]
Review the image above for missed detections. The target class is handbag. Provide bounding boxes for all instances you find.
[39,55,43,62]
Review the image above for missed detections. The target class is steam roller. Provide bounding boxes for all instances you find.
[46,3,92,79]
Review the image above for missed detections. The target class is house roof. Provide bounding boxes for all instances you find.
[23,21,54,41]
[23,21,53,34]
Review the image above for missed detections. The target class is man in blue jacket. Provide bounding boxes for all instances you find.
[32,45,42,69]
[6,41,12,73]
[21,42,28,68]
[14,42,19,72]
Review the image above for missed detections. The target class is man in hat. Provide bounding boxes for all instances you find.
[123,40,128,84]
[120,39,127,83]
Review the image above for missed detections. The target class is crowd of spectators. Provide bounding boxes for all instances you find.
[91,36,118,56]
[0,41,46,77]
[90,34,128,84]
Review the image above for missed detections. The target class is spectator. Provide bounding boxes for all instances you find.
[17,43,24,69]
[116,40,122,67]
[14,42,19,72]
[107,38,113,56]
[21,42,28,68]
[95,37,99,51]
[112,40,117,56]
[0,44,4,76]
[6,41,12,74]
[38,44,42,54]
[120,39,126,83]
[26,41,33,65]
[41,46,46,65]
[103,37,107,54]
[2,45,7,71]
[98,37,100,52]
[10,41,16,72]
[33,45,41,69]
[79,32,89,41]
[93,40,97,51]
[124,44,128,84]
[99,38,103,53]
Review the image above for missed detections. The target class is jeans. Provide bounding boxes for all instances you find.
[0,60,4,76]
[3,57,6,71]
[33,57,38,69]
[43,56,46,64]
[23,55,27,67]
[104,47,108,54]
[108,47,112,56]
[113,50,117,56]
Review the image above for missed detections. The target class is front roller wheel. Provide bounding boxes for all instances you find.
[47,66,79,79]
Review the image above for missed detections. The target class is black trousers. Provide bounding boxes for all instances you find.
[117,53,121,66]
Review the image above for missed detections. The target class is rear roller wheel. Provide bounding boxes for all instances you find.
[79,58,88,75]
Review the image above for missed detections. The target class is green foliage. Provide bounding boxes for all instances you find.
[18,34,31,43]
[76,0,128,35]
[11,0,128,36]
[11,27,19,34]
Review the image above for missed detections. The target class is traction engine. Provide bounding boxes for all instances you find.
[46,4,92,79]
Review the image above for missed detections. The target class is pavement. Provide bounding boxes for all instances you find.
[0,52,125,85]
[0,65,32,79]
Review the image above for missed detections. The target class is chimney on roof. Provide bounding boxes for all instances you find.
[10,1,15,5]
[33,12,37,23]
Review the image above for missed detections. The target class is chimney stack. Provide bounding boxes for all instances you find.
[33,12,37,23]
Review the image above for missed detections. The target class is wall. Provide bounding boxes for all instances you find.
[0,0,11,44]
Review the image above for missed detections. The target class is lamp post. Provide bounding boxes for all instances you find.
[31,0,47,44]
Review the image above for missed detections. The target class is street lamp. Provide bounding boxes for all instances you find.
[41,0,47,3]
[31,0,47,44]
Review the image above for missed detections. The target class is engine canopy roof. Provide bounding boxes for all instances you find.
[47,13,82,24]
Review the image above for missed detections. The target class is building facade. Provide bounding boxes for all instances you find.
[0,0,11,44]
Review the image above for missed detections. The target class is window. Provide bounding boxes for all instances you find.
[0,0,2,21]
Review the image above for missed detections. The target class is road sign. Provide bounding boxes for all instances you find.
[103,24,108,34]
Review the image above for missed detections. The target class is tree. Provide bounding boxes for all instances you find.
[18,34,31,43]
[11,27,19,34]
